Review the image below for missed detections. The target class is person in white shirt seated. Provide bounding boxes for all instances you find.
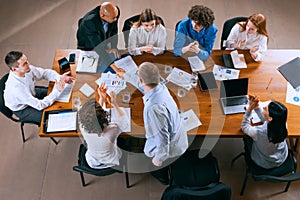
[78,83,130,169]
[226,13,268,62]
[128,8,167,56]
[3,51,75,124]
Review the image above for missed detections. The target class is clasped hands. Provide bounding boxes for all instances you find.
[140,44,154,53]
[182,41,200,54]
[247,94,260,112]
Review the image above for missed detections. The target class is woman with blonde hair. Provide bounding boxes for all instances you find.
[226,13,268,61]
[128,8,167,56]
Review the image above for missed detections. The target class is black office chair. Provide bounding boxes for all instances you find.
[0,73,58,144]
[161,150,231,200]
[122,14,165,48]
[72,144,130,188]
[220,16,248,50]
[232,148,300,195]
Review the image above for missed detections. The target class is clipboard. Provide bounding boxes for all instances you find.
[43,109,78,134]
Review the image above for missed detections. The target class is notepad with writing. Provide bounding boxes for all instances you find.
[76,51,99,73]
[43,109,77,133]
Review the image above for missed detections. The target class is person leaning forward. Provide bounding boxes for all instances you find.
[3,51,75,124]
[76,2,120,59]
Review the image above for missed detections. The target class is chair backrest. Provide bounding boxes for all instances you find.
[162,150,231,200]
[249,149,297,178]
[73,144,118,176]
[220,16,248,49]
[170,150,220,188]
[122,14,165,48]
[0,73,17,121]
[175,20,182,32]
[161,183,231,200]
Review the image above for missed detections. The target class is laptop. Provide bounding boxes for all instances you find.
[198,72,218,91]
[220,78,248,115]
[222,54,234,69]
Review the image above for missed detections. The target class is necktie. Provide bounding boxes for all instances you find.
[103,22,108,33]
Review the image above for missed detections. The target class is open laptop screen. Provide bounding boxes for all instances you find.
[220,78,248,98]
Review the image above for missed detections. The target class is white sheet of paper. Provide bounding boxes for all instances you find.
[56,82,73,102]
[110,107,131,132]
[114,56,138,74]
[180,109,202,132]
[213,65,240,80]
[95,72,127,95]
[79,83,95,97]
[188,56,206,72]
[230,50,247,69]
[286,82,300,106]
[166,67,193,89]
[76,50,99,73]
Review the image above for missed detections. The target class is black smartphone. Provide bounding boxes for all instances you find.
[69,53,76,64]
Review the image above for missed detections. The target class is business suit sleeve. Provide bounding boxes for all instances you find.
[78,20,103,50]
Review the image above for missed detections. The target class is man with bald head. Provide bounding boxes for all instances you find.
[77,2,120,58]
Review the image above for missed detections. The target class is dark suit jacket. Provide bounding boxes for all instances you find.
[76,5,120,50]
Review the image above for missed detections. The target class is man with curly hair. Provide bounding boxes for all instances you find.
[174,5,218,61]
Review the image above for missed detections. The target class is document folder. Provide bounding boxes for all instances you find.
[43,109,78,133]
[277,57,300,89]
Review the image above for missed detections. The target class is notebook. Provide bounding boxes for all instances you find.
[220,78,248,115]
[277,57,300,89]
[198,72,218,91]
[222,50,247,69]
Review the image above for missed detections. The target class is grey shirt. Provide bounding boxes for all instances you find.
[241,109,288,169]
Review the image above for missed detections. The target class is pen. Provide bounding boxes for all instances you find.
[266,77,273,90]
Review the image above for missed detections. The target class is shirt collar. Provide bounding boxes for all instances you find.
[142,84,162,104]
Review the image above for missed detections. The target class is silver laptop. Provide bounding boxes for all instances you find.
[220,78,248,115]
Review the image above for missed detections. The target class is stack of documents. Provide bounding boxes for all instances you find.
[213,65,240,80]
[76,51,99,73]
[95,72,127,95]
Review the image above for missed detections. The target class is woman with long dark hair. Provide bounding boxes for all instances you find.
[241,94,288,169]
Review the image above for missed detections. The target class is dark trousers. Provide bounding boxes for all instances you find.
[13,86,48,124]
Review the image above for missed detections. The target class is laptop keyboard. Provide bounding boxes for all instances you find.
[224,96,248,106]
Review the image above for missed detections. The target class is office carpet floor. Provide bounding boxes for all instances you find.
[0,0,300,199]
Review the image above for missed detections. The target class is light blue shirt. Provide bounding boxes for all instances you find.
[173,18,218,61]
[143,84,188,164]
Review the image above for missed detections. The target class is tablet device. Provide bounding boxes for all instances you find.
[43,109,77,133]
[198,72,218,91]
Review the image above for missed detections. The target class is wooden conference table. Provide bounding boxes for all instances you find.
[39,49,300,141]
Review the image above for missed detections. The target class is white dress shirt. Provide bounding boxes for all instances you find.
[4,65,61,111]
[226,24,268,61]
[128,24,167,56]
